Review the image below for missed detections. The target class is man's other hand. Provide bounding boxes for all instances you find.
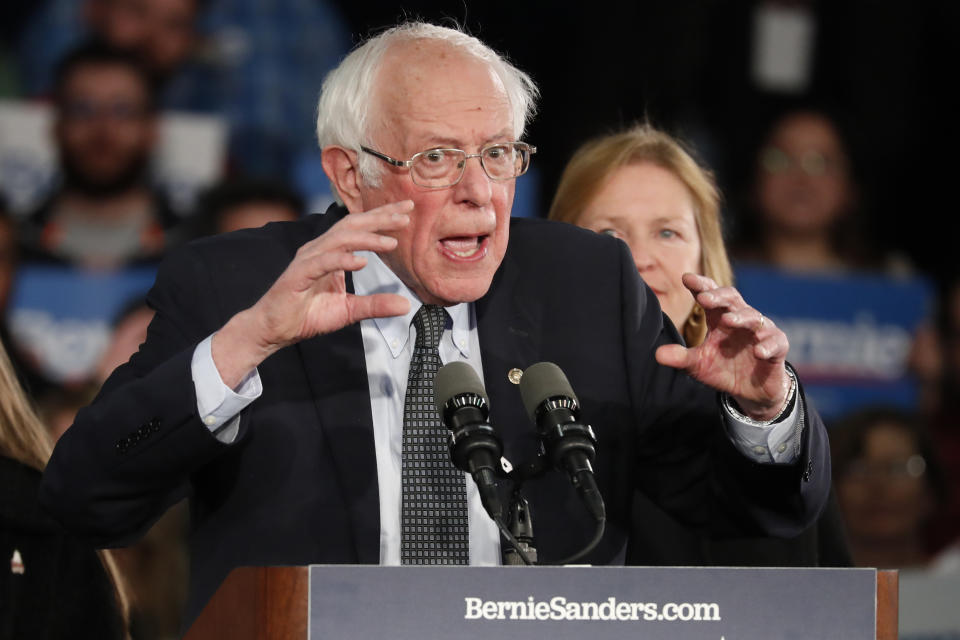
[655,273,792,422]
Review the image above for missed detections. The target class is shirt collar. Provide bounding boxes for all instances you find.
[352,251,472,359]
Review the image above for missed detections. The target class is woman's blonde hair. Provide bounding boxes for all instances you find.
[0,344,51,470]
[0,343,131,635]
[548,123,733,346]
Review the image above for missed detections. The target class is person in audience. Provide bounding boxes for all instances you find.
[16,0,350,176]
[831,406,946,568]
[15,0,201,97]
[193,178,303,237]
[733,107,905,274]
[732,106,937,426]
[549,123,851,566]
[84,0,200,87]
[21,41,179,269]
[0,341,128,638]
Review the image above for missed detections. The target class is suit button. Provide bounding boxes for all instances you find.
[802,460,814,482]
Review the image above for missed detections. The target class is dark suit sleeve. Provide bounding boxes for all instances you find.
[614,240,831,539]
[39,243,241,546]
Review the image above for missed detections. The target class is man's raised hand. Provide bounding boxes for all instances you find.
[655,273,792,422]
[211,201,413,387]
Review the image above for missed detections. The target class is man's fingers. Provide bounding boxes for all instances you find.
[720,309,767,332]
[754,332,789,362]
[339,200,413,232]
[293,249,368,287]
[346,292,410,323]
[681,272,719,294]
[655,343,694,371]
[298,228,398,264]
[297,201,411,256]
[696,285,747,313]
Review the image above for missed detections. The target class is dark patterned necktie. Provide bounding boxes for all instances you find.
[400,304,469,565]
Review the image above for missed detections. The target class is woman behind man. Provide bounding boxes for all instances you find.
[549,124,731,347]
[0,343,128,638]
[549,123,850,566]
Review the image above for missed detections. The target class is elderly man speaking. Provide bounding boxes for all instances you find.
[41,23,830,627]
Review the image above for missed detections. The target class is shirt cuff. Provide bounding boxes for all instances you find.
[191,334,262,442]
[721,367,800,464]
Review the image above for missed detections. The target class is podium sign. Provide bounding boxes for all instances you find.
[308,565,877,640]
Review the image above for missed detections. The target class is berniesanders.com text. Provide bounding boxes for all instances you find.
[464,596,721,622]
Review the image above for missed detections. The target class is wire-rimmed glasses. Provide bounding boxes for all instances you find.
[360,141,536,188]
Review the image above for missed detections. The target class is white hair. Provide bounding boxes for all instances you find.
[315,22,539,190]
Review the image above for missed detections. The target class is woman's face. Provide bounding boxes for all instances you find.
[756,113,853,237]
[576,163,702,331]
[837,422,932,544]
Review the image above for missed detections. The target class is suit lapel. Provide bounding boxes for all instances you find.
[476,249,542,477]
[295,273,381,564]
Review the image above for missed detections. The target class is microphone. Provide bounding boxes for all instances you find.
[518,362,605,523]
[434,362,504,522]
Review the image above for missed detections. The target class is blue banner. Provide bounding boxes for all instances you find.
[8,263,156,384]
[734,264,934,421]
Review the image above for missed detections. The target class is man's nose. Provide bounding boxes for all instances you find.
[453,156,493,206]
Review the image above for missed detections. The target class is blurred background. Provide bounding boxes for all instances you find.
[1,1,958,638]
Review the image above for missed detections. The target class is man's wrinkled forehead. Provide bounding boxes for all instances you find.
[369,40,514,145]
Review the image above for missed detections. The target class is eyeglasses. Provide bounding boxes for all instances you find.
[760,147,844,177]
[844,454,927,481]
[360,142,536,189]
[62,99,150,122]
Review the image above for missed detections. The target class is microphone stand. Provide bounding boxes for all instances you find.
[500,446,605,566]
[502,487,537,565]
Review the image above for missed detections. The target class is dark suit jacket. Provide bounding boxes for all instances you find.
[40,206,831,626]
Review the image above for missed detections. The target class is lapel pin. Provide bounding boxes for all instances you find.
[507,368,523,385]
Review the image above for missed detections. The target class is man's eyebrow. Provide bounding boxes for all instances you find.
[417,130,516,149]
[483,129,515,145]
[420,137,461,148]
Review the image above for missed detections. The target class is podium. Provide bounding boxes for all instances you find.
[184,566,898,640]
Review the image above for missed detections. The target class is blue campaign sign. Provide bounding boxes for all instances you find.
[733,264,934,421]
[8,263,157,384]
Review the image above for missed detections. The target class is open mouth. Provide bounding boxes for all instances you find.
[439,235,489,261]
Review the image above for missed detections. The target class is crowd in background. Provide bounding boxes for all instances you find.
[1,1,959,638]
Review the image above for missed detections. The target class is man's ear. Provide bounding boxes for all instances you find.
[321,146,364,212]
